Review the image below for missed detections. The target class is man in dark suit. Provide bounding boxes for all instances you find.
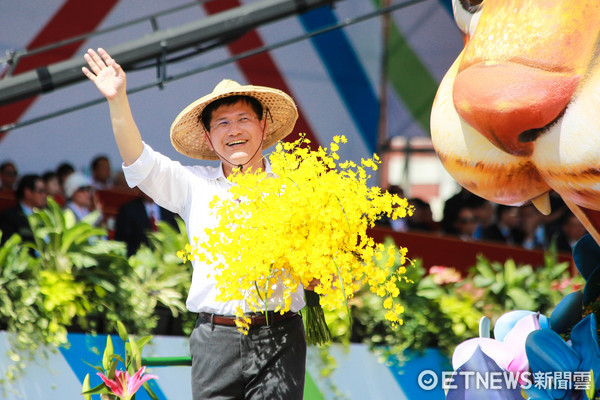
[0,174,48,245]
[481,204,525,246]
[114,190,178,256]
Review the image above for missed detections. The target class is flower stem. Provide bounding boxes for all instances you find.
[303,290,332,346]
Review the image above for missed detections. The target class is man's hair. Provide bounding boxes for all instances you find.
[15,174,41,201]
[0,161,16,174]
[200,95,263,131]
[56,162,75,184]
[42,170,57,183]
[91,155,109,171]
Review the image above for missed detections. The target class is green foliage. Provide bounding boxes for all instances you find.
[126,218,195,334]
[347,255,483,364]
[470,250,580,317]
[325,237,582,367]
[0,199,192,387]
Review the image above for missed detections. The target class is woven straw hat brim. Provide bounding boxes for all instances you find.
[170,82,298,160]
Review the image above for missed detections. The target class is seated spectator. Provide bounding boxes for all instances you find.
[519,203,546,250]
[111,171,129,190]
[90,155,113,190]
[42,171,66,207]
[467,195,495,240]
[56,162,75,195]
[481,204,525,246]
[452,204,479,241]
[114,190,178,256]
[0,161,18,193]
[442,187,476,235]
[406,197,440,233]
[541,191,570,245]
[0,174,47,245]
[552,211,587,253]
[64,172,102,223]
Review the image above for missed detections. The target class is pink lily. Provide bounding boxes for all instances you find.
[97,366,158,400]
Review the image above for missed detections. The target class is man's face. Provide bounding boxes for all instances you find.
[72,186,93,209]
[1,164,17,189]
[25,179,48,209]
[205,101,266,171]
[93,159,111,183]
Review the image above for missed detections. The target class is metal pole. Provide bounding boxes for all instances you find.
[0,0,340,106]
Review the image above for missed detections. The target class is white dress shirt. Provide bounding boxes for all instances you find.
[123,142,305,315]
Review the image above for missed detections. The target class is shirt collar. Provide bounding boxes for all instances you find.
[19,202,34,216]
[208,158,275,182]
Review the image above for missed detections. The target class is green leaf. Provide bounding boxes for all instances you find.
[507,287,536,311]
[142,381,160,400]
[82,360,106,374]
[129,336,142,371]
[107,357,118,379]
[136,336,153,352]
[503,259,516,286]
[81,381,110,396]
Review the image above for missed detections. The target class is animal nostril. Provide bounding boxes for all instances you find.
[519,129,544,143]
[518,110,564,143]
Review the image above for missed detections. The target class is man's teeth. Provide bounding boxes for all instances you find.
[227,140,247,146]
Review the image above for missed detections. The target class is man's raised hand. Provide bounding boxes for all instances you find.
[82,48,125,100]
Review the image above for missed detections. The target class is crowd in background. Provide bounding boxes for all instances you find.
[0,157,588,256]
[0,155,178,255]
[377,185,587,254]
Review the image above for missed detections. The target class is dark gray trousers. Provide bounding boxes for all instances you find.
[189,314,307,400]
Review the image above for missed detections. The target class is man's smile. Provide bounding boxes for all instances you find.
[227,139,248,147]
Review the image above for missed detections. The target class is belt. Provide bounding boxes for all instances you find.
[198,311,297,327]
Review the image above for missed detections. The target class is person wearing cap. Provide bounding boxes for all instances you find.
[83,48,307,399]
[63,172,105,229]
[64,172,95,221]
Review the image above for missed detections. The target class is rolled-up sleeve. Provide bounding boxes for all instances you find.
[122,142,194,216]
[122,143,156,188]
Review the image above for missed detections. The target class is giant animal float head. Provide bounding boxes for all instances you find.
[430,0,600,244]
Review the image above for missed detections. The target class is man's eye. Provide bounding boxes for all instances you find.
[239,117,249,122]
[217,121,230,128]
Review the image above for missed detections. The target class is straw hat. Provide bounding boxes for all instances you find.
[170,79,299,160]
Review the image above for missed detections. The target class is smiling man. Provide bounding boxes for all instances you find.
[83,48,306,400]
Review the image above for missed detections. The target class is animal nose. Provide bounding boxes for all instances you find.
[452,61,580,156]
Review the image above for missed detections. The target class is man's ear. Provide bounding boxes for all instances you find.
[204,132,215,151]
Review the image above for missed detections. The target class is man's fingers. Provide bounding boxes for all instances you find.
[81,66,94,80]
[98,48,115,68]
[87,48,107,71]
[84,51,101,75]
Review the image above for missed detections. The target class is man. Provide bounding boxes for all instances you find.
[0,161,18,193]
[481,204,525,246]
[83,48,307,399]
[115,189,179,256]
[90,155,113,190]
[0,174,47,245]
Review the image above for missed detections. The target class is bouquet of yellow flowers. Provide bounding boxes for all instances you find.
[179,134,412,343]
